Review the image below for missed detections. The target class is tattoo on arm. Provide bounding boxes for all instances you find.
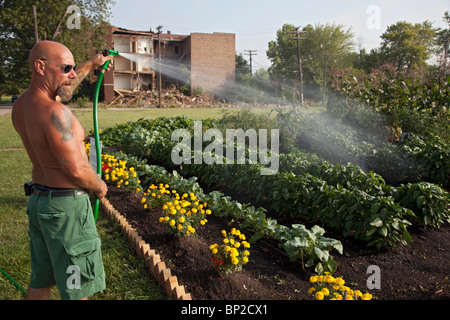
[70,70,86,92]
[51,108,74,143]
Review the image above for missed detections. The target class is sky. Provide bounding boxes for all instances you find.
[110,0,449,71]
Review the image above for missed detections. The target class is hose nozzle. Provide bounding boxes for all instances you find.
[102,49,120,56]
[101,49,120,70]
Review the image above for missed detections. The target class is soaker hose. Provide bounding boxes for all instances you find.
[92,49,119,223]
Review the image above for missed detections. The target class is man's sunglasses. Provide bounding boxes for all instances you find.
[40,59,76,73]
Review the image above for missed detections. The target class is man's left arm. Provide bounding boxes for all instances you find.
[64,52,114,98]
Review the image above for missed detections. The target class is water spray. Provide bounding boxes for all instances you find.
[92,49,119,223]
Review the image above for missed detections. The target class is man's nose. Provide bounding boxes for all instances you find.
[69,69,77,79]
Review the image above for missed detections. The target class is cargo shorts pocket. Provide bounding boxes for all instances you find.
[64,237,102,281]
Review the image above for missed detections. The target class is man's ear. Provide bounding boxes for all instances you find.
[34,59,46,76]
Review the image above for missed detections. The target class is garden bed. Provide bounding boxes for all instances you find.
[105,185,450,300]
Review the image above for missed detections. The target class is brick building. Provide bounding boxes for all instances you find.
[101,26,236,102]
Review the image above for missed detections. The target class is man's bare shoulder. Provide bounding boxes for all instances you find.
[46,103,75,143]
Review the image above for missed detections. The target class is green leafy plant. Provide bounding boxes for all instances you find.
[274,224,343,274]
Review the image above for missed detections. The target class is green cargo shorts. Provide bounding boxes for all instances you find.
[26,186,105,300]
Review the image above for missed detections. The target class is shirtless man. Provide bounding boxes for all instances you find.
[12,40,113,300]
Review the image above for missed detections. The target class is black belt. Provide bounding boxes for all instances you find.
[32,188,88,197]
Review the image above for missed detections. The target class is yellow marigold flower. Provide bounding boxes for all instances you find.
[212,248,218,254]
[244,250,250,256]
[159,217,164,223]
[177,224,182,230]
[335,277,345,286]
[140,198,147,203]
[205,209,211,215]
[169,220,175,227]
[223,238,229,244]
[242,256,249,263]
[231,258,239,265]
[179,217,185,223]
[308,287,316,294]
[143,204,148,209]
[200,220,205,225]
[309,276,318,283]
[136,188,141,192]
[361,293,372,300]
[321,288,330,296]
[315,291,324,300]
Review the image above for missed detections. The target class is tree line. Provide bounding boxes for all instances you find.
[236,12,449,104]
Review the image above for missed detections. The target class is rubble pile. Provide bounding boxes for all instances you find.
[110,86,215,107]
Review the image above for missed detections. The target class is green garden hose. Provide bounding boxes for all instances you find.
[0,267,26,295]
[92,49,119,223]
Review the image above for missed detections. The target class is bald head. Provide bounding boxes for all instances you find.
[29,41,74,72]
[28,41,76,101]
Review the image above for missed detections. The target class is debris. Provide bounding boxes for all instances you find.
[109,85,215,107]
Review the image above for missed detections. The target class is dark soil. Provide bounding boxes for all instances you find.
[106,186,450,300]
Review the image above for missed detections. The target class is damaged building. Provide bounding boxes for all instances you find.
[101,26,236,103]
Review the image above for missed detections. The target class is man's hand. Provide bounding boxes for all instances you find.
[90,52,114,72]
[95,179,108,199]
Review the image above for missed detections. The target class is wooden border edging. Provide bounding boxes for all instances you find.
[100,197,192,300]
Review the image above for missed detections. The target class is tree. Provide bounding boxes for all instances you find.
[266,23,354,102]
[0,0,114,95]
[235,53,251,83]
[435,11,449,78]
[379,21,436,72]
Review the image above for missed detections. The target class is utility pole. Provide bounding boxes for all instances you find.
[288,28,307,106]
[244,50,257,76]
[156,25,163,108]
